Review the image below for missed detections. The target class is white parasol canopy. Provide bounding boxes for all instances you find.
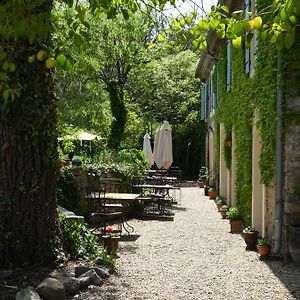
[152,125,161,164]
[143,132,154,167]
[153,120,173,169]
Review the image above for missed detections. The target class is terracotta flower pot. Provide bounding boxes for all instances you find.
[243,231,259,250]
[103,236,120,254]
[230,220,243,233]
[208,191,218,200]
[257,245,271,257]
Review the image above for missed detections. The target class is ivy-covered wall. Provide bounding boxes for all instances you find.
[215,0,278,225]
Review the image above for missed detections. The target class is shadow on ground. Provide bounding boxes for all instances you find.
[265,258,300,298]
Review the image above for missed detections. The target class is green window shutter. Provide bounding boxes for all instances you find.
[200,85,207,121]
[226,40,231,91]
[245,0,250,74]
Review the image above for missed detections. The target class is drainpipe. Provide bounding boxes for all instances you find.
[272,51,283,255]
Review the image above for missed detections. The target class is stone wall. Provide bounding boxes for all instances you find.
[283,57,300,254]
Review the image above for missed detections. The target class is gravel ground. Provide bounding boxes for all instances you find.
[76,187,300,300]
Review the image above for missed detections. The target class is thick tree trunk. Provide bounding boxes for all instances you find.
[0,3,60,268]
[107,82,127,149]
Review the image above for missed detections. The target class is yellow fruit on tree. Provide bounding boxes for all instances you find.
[246,19,255,33]
[232,36,242,49]
[36,50,46,61]
[45,57,55,69]
[253,16,262,30]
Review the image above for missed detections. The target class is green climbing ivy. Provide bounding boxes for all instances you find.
[215,0,280,225]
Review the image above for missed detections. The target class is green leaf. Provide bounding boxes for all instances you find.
[0,72,8,81]
[2,89,10,103]
[57,54,67,67]
[9,63,16,73]
[283,28,295,48]
[220,5,229,13]
[2,60,9,71]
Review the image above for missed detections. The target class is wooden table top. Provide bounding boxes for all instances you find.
[104,193,140,200]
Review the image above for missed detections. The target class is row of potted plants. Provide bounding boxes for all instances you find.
[208,193,272,257]
[198,167,272,258]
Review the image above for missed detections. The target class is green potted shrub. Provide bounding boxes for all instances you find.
[227,207,243,233]
[257,238,271,257]
[243,226,259,250]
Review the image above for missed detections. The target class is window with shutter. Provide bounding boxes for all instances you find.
[200,85,207,121]
[250,0,257,78]
[245,0,250,74]
[226,40,231,92]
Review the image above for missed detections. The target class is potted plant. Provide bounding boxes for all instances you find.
[102,227,120,255]
[219,205,228,219]
[243,226,259,250]
[216,196,226,211]
[257,238,271,257]
[197,167,206,188]
[208,187,218,200]
[227,207,243,233]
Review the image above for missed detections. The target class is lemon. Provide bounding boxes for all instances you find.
[232,36,242,49]
[253,16,262,30]
[45,57,55,69]
[246,19,255,33]
[36,50,46,61]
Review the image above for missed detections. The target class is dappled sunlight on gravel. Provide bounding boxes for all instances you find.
[75,187,300,300]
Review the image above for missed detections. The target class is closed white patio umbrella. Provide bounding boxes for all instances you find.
[152,125,161,165]
[143,132,154,167]
[153,120,173,169]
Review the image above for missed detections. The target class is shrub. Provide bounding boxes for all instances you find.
[57,167,82,213]
[60,215,100,260]
[226,207,242,220]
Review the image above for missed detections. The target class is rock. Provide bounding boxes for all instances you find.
[75,265,110,279]
[61,277,80,295]
[15,287,41,300]
[36,277,66,300]
[78,269,103,289]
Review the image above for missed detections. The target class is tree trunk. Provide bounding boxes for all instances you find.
[107,82,127,149]
[0,3,60,268]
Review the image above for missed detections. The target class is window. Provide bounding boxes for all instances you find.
[226,40,231,91]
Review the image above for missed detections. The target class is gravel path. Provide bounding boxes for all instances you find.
[77,187,300,300]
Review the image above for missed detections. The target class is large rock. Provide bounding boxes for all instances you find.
[78,269,103,289]
[36,277,66,300]
[75,265,110,279]
[16,287,41,300]
[61,277,80,295]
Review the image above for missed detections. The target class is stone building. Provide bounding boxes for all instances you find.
[196,0,300,261]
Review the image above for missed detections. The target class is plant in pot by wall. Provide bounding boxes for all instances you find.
[102,227,120,256]
[243,226,259,250]
[198,167,207,188]
[216,196,226,211]
[227,207,243,233]
[208,187,218,200]
[257,238,271,257]
[220,205,228,219]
